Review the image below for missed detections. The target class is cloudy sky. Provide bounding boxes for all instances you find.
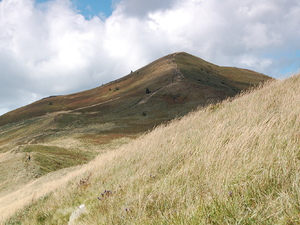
[0,0,300,115]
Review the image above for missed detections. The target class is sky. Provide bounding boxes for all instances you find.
[0,0,300,115]
[36,0,114,18]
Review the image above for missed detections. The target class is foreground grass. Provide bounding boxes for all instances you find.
[5,74,300,224]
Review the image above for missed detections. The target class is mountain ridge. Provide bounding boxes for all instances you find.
[0,52,273,161]
[0,52,272,127]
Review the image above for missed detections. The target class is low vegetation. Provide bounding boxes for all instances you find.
[22,145,96,177]
[4,73,300,224]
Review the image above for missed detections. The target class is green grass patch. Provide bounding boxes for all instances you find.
[23,145,96,177]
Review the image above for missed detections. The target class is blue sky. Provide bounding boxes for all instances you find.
[73,0,113,18]
[0,0,300,115]
[36,0,114,18]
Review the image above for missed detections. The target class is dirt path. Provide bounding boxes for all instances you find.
[72,97,121,112]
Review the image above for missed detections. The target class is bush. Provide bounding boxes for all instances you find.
[146,88,151,94]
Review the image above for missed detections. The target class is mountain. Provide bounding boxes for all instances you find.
[0,52,271,129]
[3,68,300,224]
[0,52,272,185]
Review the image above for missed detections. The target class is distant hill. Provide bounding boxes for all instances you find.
[0,52,272,132]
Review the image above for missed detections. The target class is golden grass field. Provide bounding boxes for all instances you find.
[2,73,300,224]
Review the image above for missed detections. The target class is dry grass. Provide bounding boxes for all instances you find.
[4,74,300,224]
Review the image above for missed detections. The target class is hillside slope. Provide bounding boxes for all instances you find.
[0,52,272,223]
[0,52,270,127]
[3,72,300,224]
[0,52,271,148]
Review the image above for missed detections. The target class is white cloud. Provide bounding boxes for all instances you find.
[236,54,273,71]
[115,0,175,17]
[0,0,299,115]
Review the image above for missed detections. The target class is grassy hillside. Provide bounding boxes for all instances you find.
[0,52,271,127]
[0,52,271,155]
[3,73,300,224]
[0,52,272,208]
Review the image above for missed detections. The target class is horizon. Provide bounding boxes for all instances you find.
[0,0,299,115]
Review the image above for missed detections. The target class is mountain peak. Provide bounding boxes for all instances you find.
[0,52,272,127]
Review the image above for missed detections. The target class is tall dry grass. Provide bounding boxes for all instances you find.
[4,74,300,224]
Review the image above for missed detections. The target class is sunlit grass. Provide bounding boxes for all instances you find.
[4,74,300,224]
